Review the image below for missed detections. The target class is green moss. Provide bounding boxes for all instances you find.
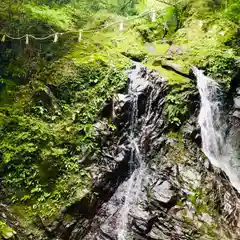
[2,1,239,237]
[141,12,239,127]
[147,63,190,85]
[187,188,219,239]
[168,131,183,141]
[0,57,126,224]
[136,22,164,42]
[0,221,16,239]
[173,18,239,85]
[188,188,213,214]
[145,59,195,127]
[141,12,239,87]
[164,132,187,163]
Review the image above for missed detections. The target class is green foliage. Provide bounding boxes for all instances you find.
[136,21,165,42]
[0,2,76,82]
[135,0,195,42]
[23,3,75,30]
[1,0,240,235]
[0,221,15,239]
[185,0,240,24]
[0,78,16,103]
[135,7,182,42]
[146,60,195,128]
[0,67,126,220]
[204,52,238,85]
[165,82,194,127]
[99,0,140,15]
[172,17,238,84]
[0,0,137,82]
[0,25,130,224]
[139,0,240,43]
[0,2,131,221]
[187,0,221,18]
[222,0,240,23]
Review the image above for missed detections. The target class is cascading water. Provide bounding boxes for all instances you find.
[193,67,240,192]
[82,64,167,240]
[116,65,147,240]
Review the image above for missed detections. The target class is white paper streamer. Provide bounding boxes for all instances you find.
[151,11,156,22]
[53,33,58,43]
[119,21,124,31]
[26,34,29,44]
[78,30,82,42]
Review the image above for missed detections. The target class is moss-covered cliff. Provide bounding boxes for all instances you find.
[0,0,240,239]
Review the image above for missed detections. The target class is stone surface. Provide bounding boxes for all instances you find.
[0,204,29,240]
[152,181,174,203]
[234,97,240,109]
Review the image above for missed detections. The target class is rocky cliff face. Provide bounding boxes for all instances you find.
[45,65,240,240]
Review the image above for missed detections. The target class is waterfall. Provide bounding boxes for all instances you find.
[194,67,240,192]
[79,63,167,240]
[116,64,148,240]
[81,64,167,240]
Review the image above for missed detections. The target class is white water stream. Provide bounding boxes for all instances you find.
[194,67,240,192]
[94,64,163,240]
[116,64,148,240]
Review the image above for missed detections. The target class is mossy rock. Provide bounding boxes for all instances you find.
[153,59,192,78]
[146,59,196,128]
[121,51,147,62]
[0,221,16,239]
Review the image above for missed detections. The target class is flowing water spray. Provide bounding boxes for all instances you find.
[116,64,148,240]
[91,64,166,240]
[193,67,240,192]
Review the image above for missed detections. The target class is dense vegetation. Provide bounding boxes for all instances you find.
[0,0,239,238]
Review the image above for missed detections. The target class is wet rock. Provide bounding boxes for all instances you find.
[34,88,54,106]
[152,181,174,204]
[180,167,201,188]
[231,87,240,121]
[148,224,171,240]
[0,204,29,240]
[233,110,240,118]
[182,116,201,146]
[76,64,168,240]
[234,96,240,109]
